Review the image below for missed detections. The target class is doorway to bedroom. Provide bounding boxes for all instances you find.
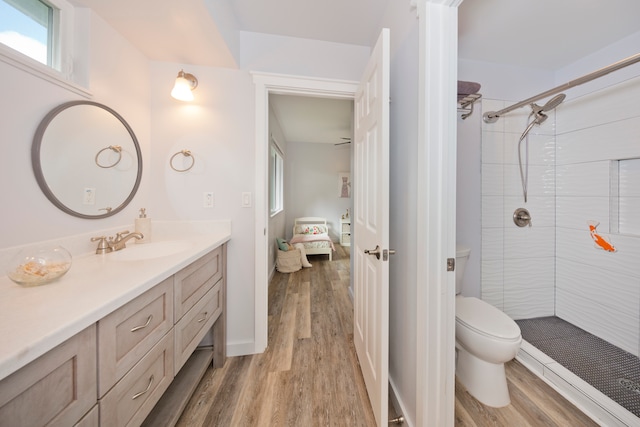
[267,93,354,281]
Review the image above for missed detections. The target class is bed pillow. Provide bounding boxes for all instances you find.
[276,237,289,251]
[294,224,328,235]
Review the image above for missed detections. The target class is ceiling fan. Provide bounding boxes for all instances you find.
[334,137,351,146]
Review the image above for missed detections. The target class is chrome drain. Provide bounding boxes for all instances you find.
[618,378,640,394]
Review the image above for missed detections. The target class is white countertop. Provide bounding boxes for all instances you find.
[0,221,231,381]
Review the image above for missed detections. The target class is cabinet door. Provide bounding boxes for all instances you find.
[174,281,223,373]
[99,330,174,427]
[98,278,173,396]
[0,325,97,427]
[174,246,222,320]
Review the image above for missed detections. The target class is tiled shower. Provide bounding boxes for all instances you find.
[481,73,640,358]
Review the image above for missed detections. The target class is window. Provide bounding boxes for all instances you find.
[0,0,54,66]
[0,0,81,88]
[270,144,284,216]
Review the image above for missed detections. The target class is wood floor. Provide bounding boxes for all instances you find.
[176,245,598,427]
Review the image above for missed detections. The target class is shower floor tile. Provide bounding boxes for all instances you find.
[516,316,640,418]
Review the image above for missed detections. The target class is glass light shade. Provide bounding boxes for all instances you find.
[171,76,194,101]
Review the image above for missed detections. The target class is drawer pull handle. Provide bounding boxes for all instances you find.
[197,312,208,323]
[132,375,154,400]
[130,315,153,332]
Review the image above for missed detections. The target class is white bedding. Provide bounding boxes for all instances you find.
[292,217,334,261]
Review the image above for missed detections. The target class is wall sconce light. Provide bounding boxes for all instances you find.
[171,70,198,101]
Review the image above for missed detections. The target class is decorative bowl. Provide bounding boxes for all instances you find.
[6,246,72,286]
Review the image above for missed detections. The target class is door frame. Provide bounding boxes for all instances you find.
[414,0,461,425]
[252,73,359,353]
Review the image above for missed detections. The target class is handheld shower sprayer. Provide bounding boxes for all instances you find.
[518,93,566,203]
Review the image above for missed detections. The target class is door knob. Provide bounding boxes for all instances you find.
[364,245,381,260]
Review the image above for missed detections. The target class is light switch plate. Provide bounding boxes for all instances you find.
[242,192,252,207]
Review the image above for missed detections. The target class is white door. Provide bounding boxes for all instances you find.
[353,28,390,427]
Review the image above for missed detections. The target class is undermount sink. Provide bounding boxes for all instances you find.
[108,240,193,261]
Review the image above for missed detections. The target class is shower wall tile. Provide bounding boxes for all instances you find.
[503,164,555,197]
[619,159,640,196]
[481,292,504,311]
[556,228,640,278]
[504,196,555,227]
[556,116,640,165]
[504,284,555,320]
[504,257,555,290]
[618,197,640,235]
[556,196,610,231]
[504,226,555,259]
[503,132,555,166]
[482,195,504,228]
[556,258,640,319]
[556,288,639,356]
[503,107,532,134]
[556,75,640,135]
[481,130,505,164]
[618,158,640,234]
[482,164,503,195]
[481,227,503,260]
[556,161,610,197]
[482,259,503,310]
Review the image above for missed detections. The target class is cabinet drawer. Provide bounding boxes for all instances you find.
[174,281,222,373]
[98,278,173,396]
[0,325,97,427]
[174,246,222,320]
[99,330,174,427]
[74,405,98,427]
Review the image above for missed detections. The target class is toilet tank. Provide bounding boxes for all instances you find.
[455,246,471,294]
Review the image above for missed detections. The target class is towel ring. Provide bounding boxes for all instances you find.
[95,145,122,168]
[170,149,195,172]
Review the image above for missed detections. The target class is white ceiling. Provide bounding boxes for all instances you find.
[73,0,640,144]
[270,95,354,145]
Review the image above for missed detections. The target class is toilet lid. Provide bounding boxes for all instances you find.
[456,297,521,340]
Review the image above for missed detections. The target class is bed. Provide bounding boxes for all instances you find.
[290,217,335,261]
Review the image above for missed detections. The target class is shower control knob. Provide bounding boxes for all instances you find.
[513,208,532,228]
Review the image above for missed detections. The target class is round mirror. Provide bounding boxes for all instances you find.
[32,101,142,219]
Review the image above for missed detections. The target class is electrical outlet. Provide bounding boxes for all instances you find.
[203,192,214,208]
[83,188,96,205]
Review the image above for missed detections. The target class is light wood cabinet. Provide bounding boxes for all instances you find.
[0,325,97,427]
[98,277,174,397]
[99,331,174,427]
[0,242,227,427]
[174,282,222,373]
[174,246,222,320]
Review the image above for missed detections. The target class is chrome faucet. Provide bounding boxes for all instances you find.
[91,230,144,254]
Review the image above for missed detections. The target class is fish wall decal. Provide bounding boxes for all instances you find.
[587,220,616,252]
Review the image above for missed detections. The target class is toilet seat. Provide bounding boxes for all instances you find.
[456,297,520,341]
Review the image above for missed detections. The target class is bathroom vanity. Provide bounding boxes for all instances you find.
[0,225,230,426]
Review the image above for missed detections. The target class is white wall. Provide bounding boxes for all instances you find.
[240,31,371,81]
[0,11,150,249]
[283,142,351,241]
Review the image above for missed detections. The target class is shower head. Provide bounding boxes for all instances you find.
[531,93,566,116]
[528,93,565,126]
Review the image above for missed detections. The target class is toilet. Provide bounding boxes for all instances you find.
[455,246,522,407]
